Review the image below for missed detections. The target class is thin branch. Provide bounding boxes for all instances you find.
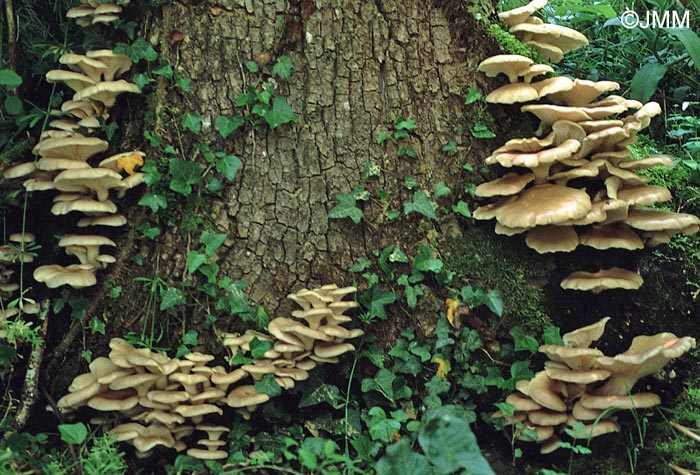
[5,0,17,72]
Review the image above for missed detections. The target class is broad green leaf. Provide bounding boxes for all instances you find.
[666,28,700,73]
[403,191,437,219]
[265,95,296,128]
[200,231,227,257]
[328,193,363,224]
[59,423,88,445]
[418,412,495,475]
[510,326,539,353]
[215,115,245,139]
[376,439,430,475]
[4,96,23,115]
[255,373,282,397]
[361,368,397,402]
[114,38,158,62]
[246,61,259,72]
[181,112,202,134]
[0,69,22,88]
[367,407,401,442]
[629,62,668,103]
[272,55,293,79]
[471,122,496,139]
[175,77,191,92]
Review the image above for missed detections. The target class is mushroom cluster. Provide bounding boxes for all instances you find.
[474,0,700,291]
[2,2,143,289]
[495,318,696,453]
[57,284,363,459]
[67,0,131,26]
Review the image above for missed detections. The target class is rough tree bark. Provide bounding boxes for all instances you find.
[127,0,498,320]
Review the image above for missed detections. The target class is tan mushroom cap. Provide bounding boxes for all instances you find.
[579,223,644,250]
[525,41,564,63]
[562,317,610,348]
[477,55,534,83]
[3,162,37,179]
[528,410,568,426]
[85,50,133,80]
[544,367,611,384]
[109,423,145,442]
[617,155,675,170]
[567,420,620,439]
[495,184,591,228]
[547,79,620,107]
[54,168,125,202]
[486,82,540,104]
[34,136,109,161]
[73,80,141,108]
[538,345,603,370]
[521,104,593,132]
[594,333,696,396]
[571,400,603,421]
[132,424,175,453]
[45,70,96,92]
[528,371,567,412]
[33,264,96,289]
[560,267,644,293]
[493,133,555,154]
[87,392,139,411]
[518,64,554,83]
[77,214,128,227]
[506,393,542,411]
[525,225,578,254]
[510,23,589,53]
[498,0,548,27]
[58,53,108,82]
[36,158,91,171]
[533,76,575,99]
[187,448,228,460]
[175,404,224,418]
[625,208,700,232]
[580,393,661,410]
[226,385,271,408]
[475,173,537,198]
[51,198,118,215]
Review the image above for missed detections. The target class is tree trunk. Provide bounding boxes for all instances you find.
[134,0,498,316]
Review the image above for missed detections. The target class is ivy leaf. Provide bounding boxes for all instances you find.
[169,158,202,195]
[542,325,564,345]
[358,285,397,321]
[328,193,363,224]
[413,243,443,273]
[175,77,191,92]
[215,115,245,139]
[59,423,88,445]
[299,382,342,409]
[201,231,227,257]
[181,112,202,134]
[264,96,296,128]
[187,251,207,275]
[160,287,185,311]
[452,200,471,218]
[464,86,482,105]
[403,191,437,220]
[114,38,158,62]
[433,181,451,198]
[216,154,242,181]
[182,330,198,346]
[138,192,168,212]
[471,122,496,139]
[272,55,293,79]
[250,337,274,358]
[361,368,397,402]
[255,373,282,397]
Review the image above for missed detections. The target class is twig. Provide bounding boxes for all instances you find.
[5,0,17,73]
[11,299,50,431]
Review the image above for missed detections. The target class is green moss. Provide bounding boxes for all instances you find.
[444,226,552,331]
[654,379,700,471]
[487,23,546,62]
